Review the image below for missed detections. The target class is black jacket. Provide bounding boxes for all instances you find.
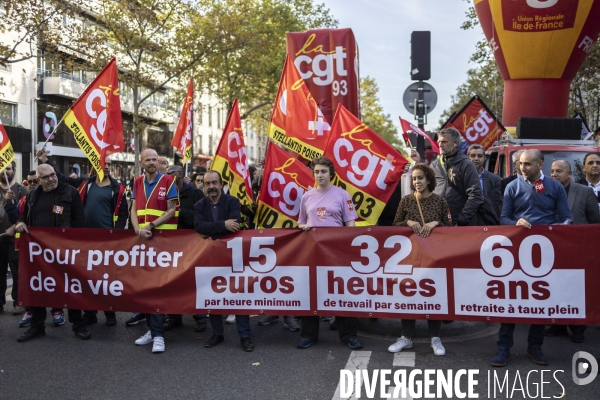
[48,162,129,229]
[431,152,484,226]
[178,181,204,229]
[194,192,240,240]
[19,181,85,228]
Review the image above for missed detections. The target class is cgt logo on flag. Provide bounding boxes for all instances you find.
[317,207,327,219]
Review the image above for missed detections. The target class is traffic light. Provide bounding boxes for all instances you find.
[411,31,431,81]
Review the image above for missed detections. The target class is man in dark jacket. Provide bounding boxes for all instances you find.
[163,164,206,332]
[15,164,87,342]
[194,170,254,352]
[431,128,483,226]
[37,149,128,327]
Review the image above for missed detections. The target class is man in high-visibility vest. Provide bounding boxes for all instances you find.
[36,148,128,327]
[130,148,179,354]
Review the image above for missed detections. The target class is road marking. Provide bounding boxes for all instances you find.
[387,385,413,400]
[331,350,371,400]
[393,352,416,367]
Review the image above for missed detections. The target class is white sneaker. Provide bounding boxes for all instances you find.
[152,337,165,353]
[388,336,412,353]
[225,315,236,324]
[431,337,446,356]
[135,330,153,345]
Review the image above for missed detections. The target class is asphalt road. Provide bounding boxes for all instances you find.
[1,307,600,400]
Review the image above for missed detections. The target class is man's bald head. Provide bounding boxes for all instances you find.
[139,149,158,175]
[550,160,572,188]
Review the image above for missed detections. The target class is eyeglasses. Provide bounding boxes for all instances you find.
[196,179,203,183]
[166,169,180,175]
[39,173,57,181]
[27,179,38,184]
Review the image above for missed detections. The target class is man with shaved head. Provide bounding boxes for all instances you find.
[130,148,179,353]
[493,149,573,368]
[15,163,86,342]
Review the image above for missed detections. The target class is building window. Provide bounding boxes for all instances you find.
[217,108,222,129]
[0,101,17,126]
[208,106,212,127]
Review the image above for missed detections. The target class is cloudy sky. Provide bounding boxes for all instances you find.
[322,0,485,131]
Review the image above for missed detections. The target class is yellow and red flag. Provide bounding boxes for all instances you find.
[212,99,253,206]
[255,142,314,228]
[171,78,193,163]
[324,105,408,225]
[64,57,124,181]
[0,119,15,173]
[268,54,328,161]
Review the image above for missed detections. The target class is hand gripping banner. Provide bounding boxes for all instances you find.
[268,54,328,161]
[171,78,194,163]
[18,225,600,325]
[325,105,408,225]
[64,57,124,181]
[255,143,314,228]
[211,99,253,207]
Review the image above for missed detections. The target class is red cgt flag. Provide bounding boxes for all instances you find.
[0,119,15,174]
[324,105,408,225]
[255,142,315,228]
[268,54,328,161]
[171,78,194,164]
[211,99,253,206]
[64,58,124,181]
[399,117,440,154]
[441,96,505,150]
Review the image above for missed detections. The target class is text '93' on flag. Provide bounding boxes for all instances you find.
[211,99,253,206]
[325,105,408,225]
[255,142,315,228]
[64,57,124,181]
[268,54,329,161]
[171,78,193,163]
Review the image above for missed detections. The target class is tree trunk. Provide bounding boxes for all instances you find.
[133,84,141,176]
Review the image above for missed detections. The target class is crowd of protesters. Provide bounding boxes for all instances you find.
[1,127,599,364]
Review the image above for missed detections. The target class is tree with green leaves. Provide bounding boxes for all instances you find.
[360,76,402,150]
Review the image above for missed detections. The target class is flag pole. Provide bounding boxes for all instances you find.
[33,116,65,161]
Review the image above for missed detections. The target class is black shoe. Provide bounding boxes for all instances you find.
[296,337,315,349]
[195,320,207,332]
[321,316,332,322]
[105,315,117,327]
[544,325,568,336]
[204,334,224,348]
[84,314,98,325]
[330,318,338,331]
[527,348,549,366]
[163,318,183,331]
[17,327,46,342]
[571,330,585,343]
[346,336,363,349]
[74,328,92,340]
[241,337,254,352]
[125,313,146,327]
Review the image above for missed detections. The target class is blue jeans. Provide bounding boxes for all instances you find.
[497,323,544,350]
[209,315,251,339]
[146,314,165,338]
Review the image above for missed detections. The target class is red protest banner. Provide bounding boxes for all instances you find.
[64,58,124,181]
[324,105,408,225]
[18,225,600,325]
[268,54,328,161]
[171,78,193,163]
[399,117,440,154]
[0,119,16,173]
[211,99,253,206]
[286,28,360,124]
[255,142,314,228]
[442,96,505,150]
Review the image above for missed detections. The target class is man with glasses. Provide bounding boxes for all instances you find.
[36,149,129,328]
[15,164,86,342]
[163,165,207,332]
[577,153,600,211]
[26,171,39,190]
[194,170,254,352]
[0,161,28,315]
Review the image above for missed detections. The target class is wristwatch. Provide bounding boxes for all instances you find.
[149,222,156,230]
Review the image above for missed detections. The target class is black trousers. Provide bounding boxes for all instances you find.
[0,242,18,307]
[30,307,87,331]
[300,316,357,343]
